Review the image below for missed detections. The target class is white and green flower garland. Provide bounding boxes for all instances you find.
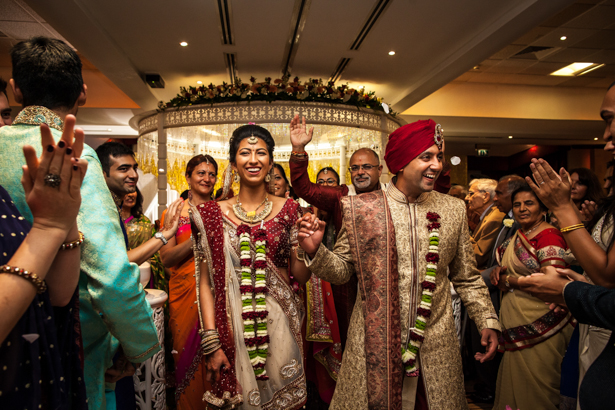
[237,224,270,380]
[402,212,440,377]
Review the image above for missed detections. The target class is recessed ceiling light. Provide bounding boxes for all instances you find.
[197,81,203,84]
[388,51,395,55]
[550,62,604,76]
[560,36,567,41]
[508,135,513,139]
[180,41,188,47]
[594,137,599,140]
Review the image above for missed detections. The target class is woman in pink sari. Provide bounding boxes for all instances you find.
[160,154,218,409]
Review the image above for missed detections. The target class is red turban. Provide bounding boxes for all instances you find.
[384,119,443,175]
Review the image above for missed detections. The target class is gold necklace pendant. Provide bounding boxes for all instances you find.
[233,194,273,224]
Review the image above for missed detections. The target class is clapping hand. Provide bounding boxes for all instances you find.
[296,212,326,256]
[580,200,598,222]
[289,114,314,151]
[159,198,185,238]
[21,115,87,236]
[525,158,572,213]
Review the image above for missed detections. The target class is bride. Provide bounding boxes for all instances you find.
[190,124,311,409]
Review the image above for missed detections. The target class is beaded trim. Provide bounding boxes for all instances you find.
[12,106,64,132]
[60,231,84,250]
[0,264,47,293]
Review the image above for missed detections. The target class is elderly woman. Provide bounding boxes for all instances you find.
[490,184,574,410]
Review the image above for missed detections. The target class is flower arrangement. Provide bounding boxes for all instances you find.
[158,76,396,115]
[237,224,270,380]
[402,212,440,377]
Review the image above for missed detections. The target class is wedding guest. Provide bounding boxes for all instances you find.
[0,77,12,126]
[523,82,615,409]
[448,183,467,200]
[159,154,218,409]
[0,37,160,410]
[191,124,310,409]
[467,178,506,269]
[570,168,604,210]
[517,268,615,410]
[272,162,296,199]
[490,184,574,410]
[1,120,88,409]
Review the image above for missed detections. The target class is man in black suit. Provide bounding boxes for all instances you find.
[469,175,525,403]
[519,269,615,410]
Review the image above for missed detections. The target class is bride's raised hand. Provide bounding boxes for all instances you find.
[296,213,325,255]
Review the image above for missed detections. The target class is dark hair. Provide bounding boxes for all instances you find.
[570,168,605,204]
[11,37,84,110]
[272,163,298,199]
[126,187,144,219]
[186,154,218,177]
[511,184,547,212]
[229,124,275,163]
[95,141,135,175]
[0,77,7,99]
[316,167,340,185]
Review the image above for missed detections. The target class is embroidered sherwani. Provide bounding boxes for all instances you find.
[0,107,160,410]
[306,183,500,409]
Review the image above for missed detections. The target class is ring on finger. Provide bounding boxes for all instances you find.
[44,173,62,188]
[540,181,545,185]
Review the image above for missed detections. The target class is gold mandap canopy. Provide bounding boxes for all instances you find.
[130,101,404,215]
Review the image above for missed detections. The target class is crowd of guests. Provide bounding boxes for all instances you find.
[1,35,615,410]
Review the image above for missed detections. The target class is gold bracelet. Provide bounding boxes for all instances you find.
[1,265,47,293]
[60,231,84,250]
[294,246,306,262]
[560,223,585,233]
[202,342,222,356]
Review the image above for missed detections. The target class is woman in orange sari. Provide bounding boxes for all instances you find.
[160,154,218,409]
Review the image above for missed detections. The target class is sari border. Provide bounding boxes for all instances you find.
[499,310,573,351]
[305,277,334,342]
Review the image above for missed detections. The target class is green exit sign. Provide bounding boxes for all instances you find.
[477,149,489,157]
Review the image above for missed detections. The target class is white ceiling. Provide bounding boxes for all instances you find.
[1,0,610,152]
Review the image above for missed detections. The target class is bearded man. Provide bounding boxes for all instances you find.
[297,119,500,409]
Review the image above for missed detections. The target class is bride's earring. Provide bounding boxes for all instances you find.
[233,171,240,183]
[265,174,271,183]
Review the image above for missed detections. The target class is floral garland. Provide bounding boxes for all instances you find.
[237,224,270,380]
[158,76,396,116]
[402,212,440,377]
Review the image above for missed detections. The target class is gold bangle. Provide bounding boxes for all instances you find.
[202,342,222,356]
[1,265,47,293]
[560,223,585,233]
[60,231,84,250]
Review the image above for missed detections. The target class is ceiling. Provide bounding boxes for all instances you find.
[0,0,610,156]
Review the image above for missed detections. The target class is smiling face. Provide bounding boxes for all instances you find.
[570,172,588,202]
[186,161,217,199]
[512,191,545,231]
[273,166,289,198]
[104,154,138,196]
[349,150,382,193]
[123,192,137,209]
[232,138,272,186]
[601,86,615,157]
[398,144,443,198]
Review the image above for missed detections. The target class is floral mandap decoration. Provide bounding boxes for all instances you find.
[158,76,396,115]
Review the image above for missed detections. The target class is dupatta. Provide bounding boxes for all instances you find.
[498,229,573,351]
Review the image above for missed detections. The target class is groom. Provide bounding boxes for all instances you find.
[297,119,500,409]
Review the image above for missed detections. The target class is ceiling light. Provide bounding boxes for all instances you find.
[508,135,513,139]
[180,41,188,47]
[594,137,599,140]
[388,51,395,55]
[550,62,604,76]
[197,81,203,84]
[473,65,480,70]
[560,36,567,41]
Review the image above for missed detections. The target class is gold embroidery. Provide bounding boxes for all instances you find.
[248,389,261,406]
[12,106,64,132]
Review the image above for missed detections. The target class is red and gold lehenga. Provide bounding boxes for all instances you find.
[191,199,307,409]
[494,228,575,410]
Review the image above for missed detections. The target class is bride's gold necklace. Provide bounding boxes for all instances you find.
[523,219,543,236]
[233,193,272,224]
